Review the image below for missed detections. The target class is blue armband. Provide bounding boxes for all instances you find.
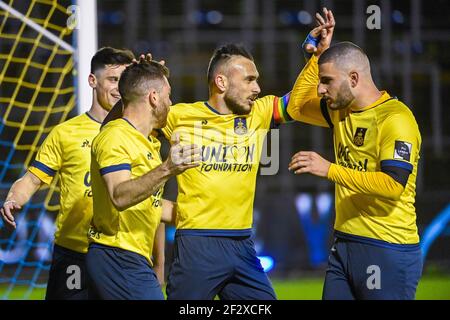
[302,33,320,59]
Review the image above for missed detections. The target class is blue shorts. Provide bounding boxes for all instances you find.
[322,233,423,300]
[166,234,276,300]
[86,243,164,300]
[45,244,88,300]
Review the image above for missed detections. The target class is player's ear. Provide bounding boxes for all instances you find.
[88,73,97,89]
[215,74,227,93]
[349,71,359,88]
[148,89,158,109]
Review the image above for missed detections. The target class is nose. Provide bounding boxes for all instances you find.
[317,83,327,96]
[253,82,261,95]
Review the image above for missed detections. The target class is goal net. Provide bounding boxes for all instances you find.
[0,0,76,299]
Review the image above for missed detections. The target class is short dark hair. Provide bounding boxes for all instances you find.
[119,61,170,105]
[90,47,135,74]
[318,41,367,65]
[207,43,254,84]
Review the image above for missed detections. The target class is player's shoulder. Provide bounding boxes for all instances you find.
[51,113,98,135]
[169,101,207,116]
[94,119,129,145]
[378,97,417,122]
[251,95,275,114]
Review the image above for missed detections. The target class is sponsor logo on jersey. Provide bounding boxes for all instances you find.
[394,140,412,161]
[353,127,367,147]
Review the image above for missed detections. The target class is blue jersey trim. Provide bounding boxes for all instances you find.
[176,228,252,237]
[31,160,57,176]
[381,160,413,173]
[121,117,137,129]
[204,102,224,115]
[334,230,420,252]
[100,163,131,175]
[85,112,102,124]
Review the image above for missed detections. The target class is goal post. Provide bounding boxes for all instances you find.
[0,0,97,299]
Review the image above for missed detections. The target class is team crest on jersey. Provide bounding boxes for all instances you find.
[394,140,412,161]
[234,118,247,135]
[353,127,367,147]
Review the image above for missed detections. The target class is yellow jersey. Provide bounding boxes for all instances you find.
[288,55,421,245]
[161,94,291,236]
[28,112,101,253]
[89,118,163,264]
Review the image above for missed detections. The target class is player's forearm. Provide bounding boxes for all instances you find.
[327,163,405,201]
[112,163,173,211]
[5,172,42,206]
[287,55,321,121]
[153,222,165,265]
[161,199,176,224]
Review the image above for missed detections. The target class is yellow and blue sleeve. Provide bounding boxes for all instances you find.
[28,127,63,185]
[379,112,420,173]
[327,163,404,201]
[93,131,132,176]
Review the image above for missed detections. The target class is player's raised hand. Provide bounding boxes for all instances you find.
[165,133,202,175]
[132,53,166,66]
[303,7,335,57]
[0,200,21,229]
[288,150,331,178]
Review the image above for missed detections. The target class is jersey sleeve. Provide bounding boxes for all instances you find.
[161,107,176,141]
[93,130,132,176]
[28,126,63,185]
[287,55,332,128]
[272,92,293,126]
[379,111,421,173]
[252,95,277,130]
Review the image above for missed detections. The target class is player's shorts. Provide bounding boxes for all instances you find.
[86,243,164,300]
[322,233,422,300]
[45,244,88,300]
[166,233,276,300]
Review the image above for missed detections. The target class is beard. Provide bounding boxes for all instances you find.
[329,81,355,110]
[223,91,253,115]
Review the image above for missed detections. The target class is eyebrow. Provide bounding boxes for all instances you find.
[245,74,258,80]
[319,76,333,81]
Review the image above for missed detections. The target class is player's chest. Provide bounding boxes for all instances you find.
[333,115,380,170]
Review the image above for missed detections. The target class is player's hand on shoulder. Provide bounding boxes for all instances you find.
[164,133,202,175]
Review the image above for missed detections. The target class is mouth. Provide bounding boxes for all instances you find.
[248,96,257,106]
[324,97,333,105]
[111,94,121,100]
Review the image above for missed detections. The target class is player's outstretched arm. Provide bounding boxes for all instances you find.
[287,8,335,127]
[288,151,406,201]
[101,135,201,211]
[0,172,43,228]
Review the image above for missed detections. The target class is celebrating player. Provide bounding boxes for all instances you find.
[0,47,135,299]
[86,61,201,300]
[288,8,422,299]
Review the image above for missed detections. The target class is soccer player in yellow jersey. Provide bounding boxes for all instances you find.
[86,61,201,300]
[0,47,135,299]
[288,9,422,299]
[159,18,333,299]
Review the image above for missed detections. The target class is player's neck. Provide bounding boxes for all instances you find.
[87,103,109,123]
[351,85,382,111]
[207,95,233,115]
[122,104,153,137]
